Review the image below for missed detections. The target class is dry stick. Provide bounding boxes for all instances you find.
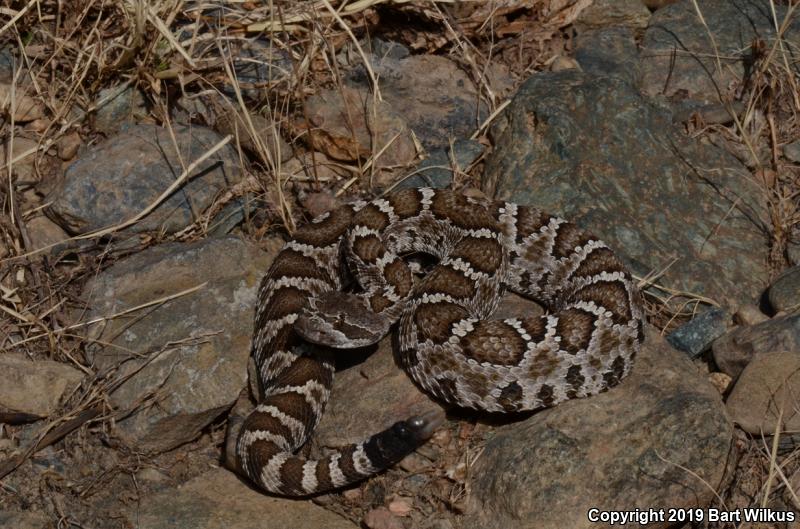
[319,0,381,101]
[4,70,16,228]
[343,0,457,12]
[689,0,761,168]
[0,0,36,37]
[759,432,800,510]
[10,282,208,347]
[146,2,196,68]
[215,39,295,231]
[762,401,785,507]
[3,78,133,172]
[471,99,510,140]
[2,135,233,262]
[635,276,720,309]
[380,164,454,196]
[763,0,799,98]
[0,334,207,480]
[699,196,741,256]
[0,406,102,481]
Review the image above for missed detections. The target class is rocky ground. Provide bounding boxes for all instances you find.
[1,1,799,528]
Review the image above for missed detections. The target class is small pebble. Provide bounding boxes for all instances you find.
[768,265,800,314]
[300,191,340,220]
[431,428,450,446]
[550,55,580,71]
[25,118,50,132]
[388,497,413,516]
[57,131,81,160]
[0,83,45,121]
[136,467,169,484]
[707,372,732,394]
[398,452,430,473]
[0,437,18,454]
[457,423,474,440]
[424,519,455,529]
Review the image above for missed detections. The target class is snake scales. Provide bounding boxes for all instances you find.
[233,187,644,495]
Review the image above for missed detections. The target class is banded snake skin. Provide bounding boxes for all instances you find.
[233,187,645,495]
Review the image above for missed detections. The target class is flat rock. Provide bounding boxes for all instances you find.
[712,314,800,378]
[0,353,83,418]
[768,265,800,313]
[213,105,291,164]
[484,70,767,310]
[2,136,40,183]
[640,0,800,103]
[313,334,441,450]
[726,351,800,435]
[785,141,800,163]
[131,467,358,529]
[47,123,241,235]
[226,39,295,100]
[84,236,276,451]
[465,327,733,529]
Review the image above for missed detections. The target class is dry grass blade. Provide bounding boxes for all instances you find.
[320,0,382,101]
[0,0,36,37]
[11,282,208,347]
[0,407,102,480]
[4,135,232,261]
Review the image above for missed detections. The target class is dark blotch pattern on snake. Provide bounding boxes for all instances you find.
[233,188,644,495]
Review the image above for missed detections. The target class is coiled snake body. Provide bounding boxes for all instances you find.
[234,187,644,495]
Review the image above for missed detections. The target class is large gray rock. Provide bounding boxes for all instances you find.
[484,70,767,310]
[84,236,276,451]
[640,0,800,103]
[574,27,640,84]
[47,124,241,235]
[465,328,733,529]
[132,467,358,529]
[93,85,148,135]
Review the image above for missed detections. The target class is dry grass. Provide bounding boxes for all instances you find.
[0,1,581,524]
[0,0,798,527]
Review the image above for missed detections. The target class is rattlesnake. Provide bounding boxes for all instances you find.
[233,187,644,496]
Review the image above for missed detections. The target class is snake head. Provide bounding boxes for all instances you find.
[294,291,393,348]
